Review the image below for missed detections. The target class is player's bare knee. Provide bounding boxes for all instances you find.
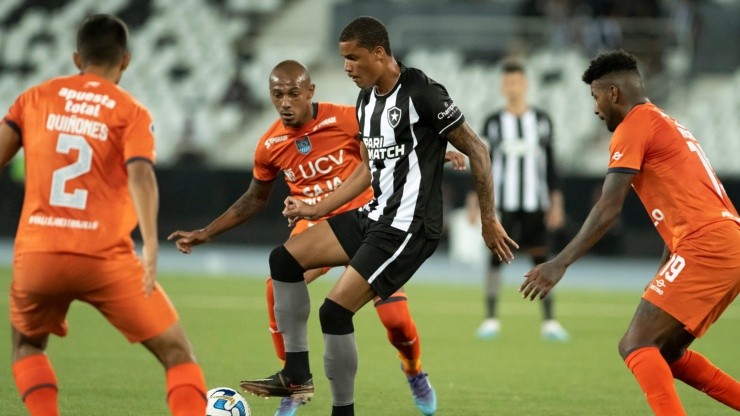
[11,327,48,361]
[617,330,646,359]
[142,324,197,367]
[617,336,633,360]
[150,339,196,368]
[618,332,654,360]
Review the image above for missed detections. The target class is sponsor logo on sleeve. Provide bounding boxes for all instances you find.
[437,101,460,120]
[315,116,337,130]
[264,134,288,149]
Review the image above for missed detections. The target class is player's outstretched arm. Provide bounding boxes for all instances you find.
[447,121,518,263]
[168,178,274,253]
[0,122,22,169]
[283,141,372,222]
[128,159,159,296]
[520,171,635,300]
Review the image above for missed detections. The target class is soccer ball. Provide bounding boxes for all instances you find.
[206,387,251,416]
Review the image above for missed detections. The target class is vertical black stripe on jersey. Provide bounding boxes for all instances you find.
[516,116,525,209]
[484,108,556,212]
[381,93,411,220]
[357,90,379,213]
[484,114,503,210]
[367,92,389,213]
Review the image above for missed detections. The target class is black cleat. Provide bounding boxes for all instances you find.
[240,371,314,400]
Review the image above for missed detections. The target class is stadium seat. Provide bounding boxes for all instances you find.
[0,0,735,173]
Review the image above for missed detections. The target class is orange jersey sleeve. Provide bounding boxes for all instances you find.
[608,103,739,250]
[7,74,156,257]
[253,103,373,218]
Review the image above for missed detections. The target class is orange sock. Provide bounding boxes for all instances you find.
[670,350,740,410]
[625,347,685,416]
[266,277,286,363]
[165,362,206,416]
[13,354,59,416]
[375,294,422,375]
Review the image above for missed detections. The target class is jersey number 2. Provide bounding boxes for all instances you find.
[50,133,92,209]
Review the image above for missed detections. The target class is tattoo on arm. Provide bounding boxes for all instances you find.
[231,180,272,220]
[447,123,495,218]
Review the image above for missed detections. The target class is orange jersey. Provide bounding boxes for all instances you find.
[4,73,156,257]
[253,102,373,219]
[608,102,740,250]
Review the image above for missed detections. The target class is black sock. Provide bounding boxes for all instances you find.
[331,403,354,416]
[542,294,554,321]
[485,296,498,319]
[283,351,311,382]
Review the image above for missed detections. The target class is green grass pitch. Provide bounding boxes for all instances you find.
[0,267,737,415]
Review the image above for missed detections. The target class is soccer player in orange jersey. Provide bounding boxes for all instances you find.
[0,15,207,416]
[520,50,740,415]
[168,60,464,416]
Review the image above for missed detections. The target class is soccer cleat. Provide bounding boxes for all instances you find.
[404,366,437,415]
[274,396,306,416]
[476,318,501,340]
[240,371,314,400]
[541,319,570,342]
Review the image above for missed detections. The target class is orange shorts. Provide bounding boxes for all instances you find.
[289,218,320,237]
[287,219,331,282]
[643,223,740,337]
[11,251,178,343]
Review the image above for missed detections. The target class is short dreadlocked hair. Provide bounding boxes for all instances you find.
[582,50,639,84]
[339,16,392,57]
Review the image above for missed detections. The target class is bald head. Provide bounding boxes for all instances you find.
[268,60,315,128]
[270,60,311,87]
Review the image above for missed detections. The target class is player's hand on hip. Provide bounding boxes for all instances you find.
[520,260,566,301]
[482,217,518,264]
[444,150,467,170]
[167,229,209,254]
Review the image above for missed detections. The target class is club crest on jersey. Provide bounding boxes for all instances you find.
[387,107,402,128]
[295,135,312,154]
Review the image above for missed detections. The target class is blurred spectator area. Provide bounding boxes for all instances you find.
[0,0,280,165]
[0,0,738,177]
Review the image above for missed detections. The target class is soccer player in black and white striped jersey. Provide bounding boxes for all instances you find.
[239,16,518,416]
[472,60,570,342]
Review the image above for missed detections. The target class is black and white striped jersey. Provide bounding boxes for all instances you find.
[481,107,559,213]
[356,63,465,238]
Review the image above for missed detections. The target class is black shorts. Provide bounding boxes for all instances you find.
[327,210,439,300]
[491,210,548,266]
